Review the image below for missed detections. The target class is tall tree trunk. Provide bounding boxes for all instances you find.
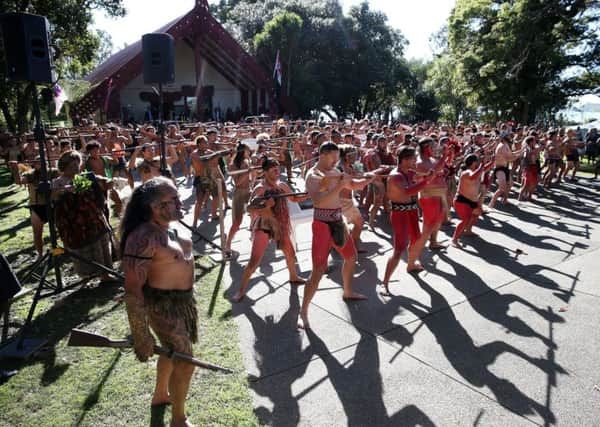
[0,96,16,133]
[521,102,530,125]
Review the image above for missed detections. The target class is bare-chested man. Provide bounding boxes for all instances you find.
[129,142,178,183]
[542,130,562,188]
[121,177,196,427]
[299,142,368,330]
[562,129,585,181]
[452,154,494,247]
[84,141,122,216]
[488,135,524,209]
[381,147,438,294]
[190,136,228,227]
[406,138,449,272]
[233,157,307,301]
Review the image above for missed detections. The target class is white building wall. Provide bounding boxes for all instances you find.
[119,39,242,121]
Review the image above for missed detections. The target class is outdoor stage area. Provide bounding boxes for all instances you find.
[1,172,600,426]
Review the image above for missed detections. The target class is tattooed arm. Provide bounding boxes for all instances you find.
[121,226,166,361]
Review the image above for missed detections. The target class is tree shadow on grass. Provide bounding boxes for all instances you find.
[1,282,122,386]
[0,217,31,242]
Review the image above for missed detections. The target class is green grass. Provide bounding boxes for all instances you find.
[0,167,258,427]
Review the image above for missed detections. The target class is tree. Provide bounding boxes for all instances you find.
[396,60,440,122]
[425,54,472,124]
[0,0,125,132]
[448,0,600,123]
[254,12,303,96]
[214,0,408,119]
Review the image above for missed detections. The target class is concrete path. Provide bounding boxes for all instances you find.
[175,176,600,426]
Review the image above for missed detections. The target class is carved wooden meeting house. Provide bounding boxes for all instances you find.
[72,0,278,123]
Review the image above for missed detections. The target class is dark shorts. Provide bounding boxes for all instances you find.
[494,166,511,183]
[566,154,579,163]
[29,204,48,223]
[455,194,478,209]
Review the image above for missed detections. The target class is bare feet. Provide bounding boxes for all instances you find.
[233,291,245,302]
[289,277,306,285]
[297,312,310,330]
[451,240,462,248]
[342,292,367,301]
[170,417,195,427]
[407,264,425,274]
[378,284,392,297]
[428,243,446,251]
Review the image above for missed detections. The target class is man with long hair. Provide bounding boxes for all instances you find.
[120,177,196,427]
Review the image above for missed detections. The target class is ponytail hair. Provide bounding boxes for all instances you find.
[233,141,249,169]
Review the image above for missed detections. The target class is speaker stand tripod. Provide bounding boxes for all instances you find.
[0,86,123,360]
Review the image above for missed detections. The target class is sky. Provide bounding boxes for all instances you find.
[92,0,456,60]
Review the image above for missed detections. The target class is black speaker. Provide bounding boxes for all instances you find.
[0,13,55,83]
[142,33,175,84]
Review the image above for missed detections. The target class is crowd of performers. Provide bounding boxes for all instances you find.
[2,120,597,283]
[1,119,598,426]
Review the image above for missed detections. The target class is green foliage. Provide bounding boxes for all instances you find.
[426,53,473,124]
[395,60,440,122]
[216,0,408,119]
[447,0,600,123]
[254,12,303,95]
[0,0,122,133]
[73,173,93,193]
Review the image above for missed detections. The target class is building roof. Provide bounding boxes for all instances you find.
[85,15,181,86]
[73,1,273,118]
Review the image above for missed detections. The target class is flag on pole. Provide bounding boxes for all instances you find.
[273,50,282,86]
[53,83,68,116]
[103,77,114,113]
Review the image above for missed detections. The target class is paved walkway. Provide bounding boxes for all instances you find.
[176,176,600,426]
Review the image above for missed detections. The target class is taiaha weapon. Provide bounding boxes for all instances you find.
[249,192,308,208]
[193,149,234,162]
[68,329,233,374]
[178,220,223,252]
[227,165,262,176]
[253,191,307,201]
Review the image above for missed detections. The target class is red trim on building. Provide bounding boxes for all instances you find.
[72,2,274,120]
